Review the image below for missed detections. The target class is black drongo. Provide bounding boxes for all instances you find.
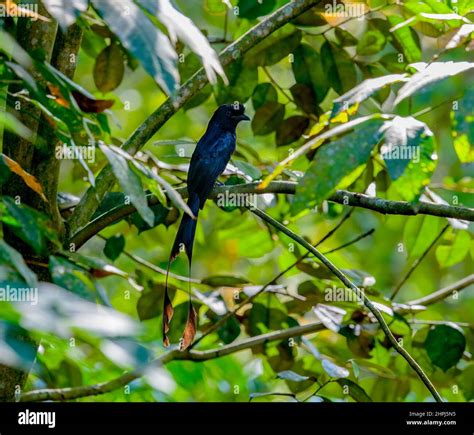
[163,103,250,349]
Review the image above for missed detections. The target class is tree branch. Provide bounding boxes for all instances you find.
[67,0,322,236]
[397,274,474,314]
[67,182,474,250]
[20,321,325,402]
[247,206,443,402]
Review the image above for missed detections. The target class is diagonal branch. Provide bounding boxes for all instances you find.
[67,0,322,236]
[20,321,325,402]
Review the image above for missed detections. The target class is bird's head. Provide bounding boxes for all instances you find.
[212,103,250,130]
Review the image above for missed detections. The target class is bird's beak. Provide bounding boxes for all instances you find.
[238,114,250,121]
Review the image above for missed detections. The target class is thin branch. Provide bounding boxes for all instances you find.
[322,228,375,255]
[20,321,325,402]
[247,206,443,402]
[67,182,474,249]
[397,274,474,314]
[67,0,322,236]
[390,224,450,300]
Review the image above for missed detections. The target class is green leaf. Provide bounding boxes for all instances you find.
[335,27,358,46]
[451,87,474,163]
[248,294,288,336]
[215,57,258,104]
[380,116,433,180]
[93,43,125,93]
[321,360,350,379]
[459,363,474,401]
[252,83,277,111]
[138,0,224,84]
[356,30,386,56]
[435,231,471,268]
[394,62,474,106]
[237,0,276,20]
[331,74,406,118]
[292,8,326,26]
[103,234,125,261]
[293,120,383,213]
[388,134,437,202]
[129,203,179,234]
[276,116,309,147]
[424,324,466,372]
[42,0,89,30]
[292,43,328,103]
[232,160,262,180]
[217,316,241,344]
[0,241,37,287]
[251,101,285,135]
[245,27,302,66]
[179,53,212,110]
[1,197,57,255]
[92,0,178,94]
[49,256,96,301]
[388,15,422,63]
[201,275,249,287]
[336,379,372,402]
[321,42,357,95]
[100,144,154,227]
[137,282,169,321]
[403,216,441,260]
[290,83,317,114]
[277,370,311,382]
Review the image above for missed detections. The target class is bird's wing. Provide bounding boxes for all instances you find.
[187,133,234,206]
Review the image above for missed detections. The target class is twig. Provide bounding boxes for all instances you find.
[398,274,474,313]
[390,224,449,300]
[20,321,325,402]
[322,228,375,255]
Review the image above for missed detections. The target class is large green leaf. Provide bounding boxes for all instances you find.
[394,61,474,106]
[245,26,302,66]
[138,0,224,84]
[103,234,125,261]
[92,0,178,94]
[215,57,258,104]
[49,256,96,301]
[292,43,328,103]
[237,0,276,19]
[0,241,37,287]
[356,30,386,56]
[336,379,372,402]
[276,116,309,147]
[424,324,466,372]
[252,83,278,110]
[387,134,437,202]
[42,0,89,30]
[380,116,433,180]
[251,101,285,135]
[321,42,357,95]
[388,15,422,63]
[292,120,383,213]
[435,230,471,268]
[451,87,474,163]
[100,144,155,227]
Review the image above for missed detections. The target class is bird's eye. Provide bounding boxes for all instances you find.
[226,111,231,117]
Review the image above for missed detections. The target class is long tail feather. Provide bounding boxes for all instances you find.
[163,193,200,347]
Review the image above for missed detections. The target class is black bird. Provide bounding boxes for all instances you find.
[163,103,250,350]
